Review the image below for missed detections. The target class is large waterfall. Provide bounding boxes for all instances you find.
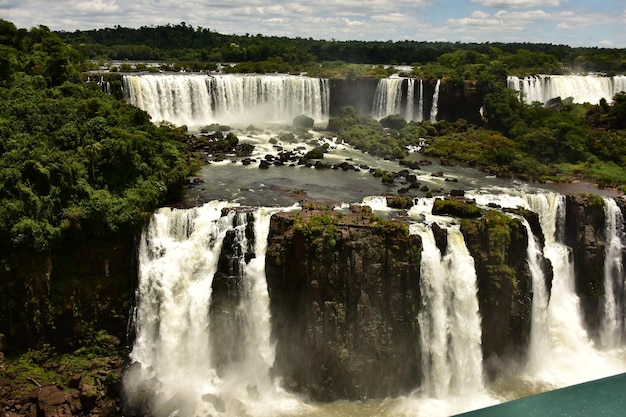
[123,202,303,417]
[412,223,486,401]
[371,77,435,121]
[123,73,330,128]
[507,74,626,105]
[123,190,626,417]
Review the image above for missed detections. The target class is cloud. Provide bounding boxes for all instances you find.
[471,0,560,8]
[75,0,119,13]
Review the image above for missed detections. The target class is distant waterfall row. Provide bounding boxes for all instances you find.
[122,73,330,128]
[371,76,440,122]
[507,74,626,105]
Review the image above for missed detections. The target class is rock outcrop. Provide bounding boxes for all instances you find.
[266,204,422,400]
[564,194,626,341]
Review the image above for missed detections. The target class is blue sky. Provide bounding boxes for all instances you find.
[2,0,625,47]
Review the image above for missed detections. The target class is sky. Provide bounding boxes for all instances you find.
[2,0,626,48]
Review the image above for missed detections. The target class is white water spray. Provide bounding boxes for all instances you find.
[416,78,424,122]
[600,197,626,348]
[413,224,484,398]
[372,77,404,119]
[524,193,626,385]
[124,202,303,417]
[123,73,329,128]
[520,217,550,372]
[507,74,626,105]
[406,78,415,121]
[429,80,440,122]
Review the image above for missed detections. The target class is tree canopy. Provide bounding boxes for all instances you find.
[0,19,191,255]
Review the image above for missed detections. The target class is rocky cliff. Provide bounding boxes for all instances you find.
[264,200,548,400]
[0,234,133,417]
[1,193,623,413]
[564,194,626,342]
[265,204,422,400]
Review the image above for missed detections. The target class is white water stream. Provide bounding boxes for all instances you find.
[601,197,626,348]
[124,202,305,417]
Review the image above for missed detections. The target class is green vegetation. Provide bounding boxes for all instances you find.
[0,20,192,255]
[432,198,483,218]
[58,23,626,78]
[2,331,123,399]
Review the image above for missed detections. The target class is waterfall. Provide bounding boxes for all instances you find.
[429,79,440,122]
[123,73,330,128]
[372,77,404,119]
[600,197,626,348]
[412,223,484,398]
[524,193,625,385]
[123,202,301,417]
[372,77,434,122]
[405,78,415,121]
[417,78,424,122]
[520,217,550,372]
[507,74,626,105]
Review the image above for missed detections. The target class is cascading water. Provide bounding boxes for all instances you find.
[405,78,415,121]
[416,78,424,122]
[413,224,484,398]
[123,73,329,128]
[123,201,303,417]
[429,79,440,122]
[507,74,626,105]
[520,216,550,373]
[600,197,626,348]
[372,77,404,119]
[372,77,437,121]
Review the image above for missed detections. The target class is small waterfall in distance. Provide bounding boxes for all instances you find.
[123,73,330,128]
[371,77,404,119]
[507,74,626,105]
[371,77,437,122]
[600,197,626,348]
[429,79,440,122]
[123,202,304,417]
[416,78,424,122]
[405,78,415,121]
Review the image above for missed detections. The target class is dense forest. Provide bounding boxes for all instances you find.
[58,22,626,76]
[0,19,192,256]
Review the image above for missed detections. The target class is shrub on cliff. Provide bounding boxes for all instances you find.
[432,198,483,218]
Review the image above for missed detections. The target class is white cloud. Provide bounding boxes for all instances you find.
[75,0,119,13]
[471,0,560,8]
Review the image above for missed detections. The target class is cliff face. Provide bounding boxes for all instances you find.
[461,209,551,370]
[0,235,134,352]
[564,194,626,341]
[1,193,623,410]
[0,234,133,417]
[265,205,422,400]
[264,202,544,400]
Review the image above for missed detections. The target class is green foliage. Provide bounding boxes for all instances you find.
[432,198,483,218]
[0,25,191,254]
[55,21,626,78]
[294,213,339,256]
